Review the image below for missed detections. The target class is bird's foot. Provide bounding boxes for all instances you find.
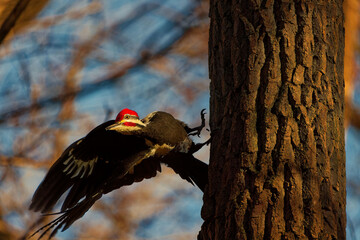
[186,109,206,137]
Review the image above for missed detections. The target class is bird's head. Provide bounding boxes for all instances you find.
[106,108,145,132]
[115,108,140,126]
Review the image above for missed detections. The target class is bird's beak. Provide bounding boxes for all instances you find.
[106,119,146,131]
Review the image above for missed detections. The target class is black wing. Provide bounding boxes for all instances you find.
[29,157,162,240]
[29,120,151,213]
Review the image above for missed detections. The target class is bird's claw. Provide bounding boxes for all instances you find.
[186,109,206,137]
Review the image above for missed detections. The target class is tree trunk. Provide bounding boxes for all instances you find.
[199,0,346,239]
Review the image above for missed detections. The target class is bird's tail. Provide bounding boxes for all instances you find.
[162,153,208,192]
[183,155,208,192]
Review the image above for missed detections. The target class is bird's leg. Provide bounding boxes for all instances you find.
[185,109,206,137]
[188,137,211,154]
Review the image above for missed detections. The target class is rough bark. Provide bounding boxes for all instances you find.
[199,0,345,239]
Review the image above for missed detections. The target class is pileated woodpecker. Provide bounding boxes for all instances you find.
[29,108,209,239]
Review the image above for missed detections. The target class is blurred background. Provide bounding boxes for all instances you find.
[0,0,358,239]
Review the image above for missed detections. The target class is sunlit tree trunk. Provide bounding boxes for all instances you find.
[199,0,346,239]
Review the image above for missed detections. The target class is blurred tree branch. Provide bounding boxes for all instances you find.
[344,0,360,129]
[0,0,49,44]
[0,21,202,124]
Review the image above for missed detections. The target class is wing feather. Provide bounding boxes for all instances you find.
[29,120,150,213]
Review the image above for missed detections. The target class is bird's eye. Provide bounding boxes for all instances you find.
[124,115,130,119]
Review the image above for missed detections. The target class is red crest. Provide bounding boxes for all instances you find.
[115,108,139,122]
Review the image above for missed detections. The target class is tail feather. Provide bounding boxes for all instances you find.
[162,153,208,192]
[184,156,208,192]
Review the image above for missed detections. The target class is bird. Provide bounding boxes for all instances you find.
[29,108,209,239]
